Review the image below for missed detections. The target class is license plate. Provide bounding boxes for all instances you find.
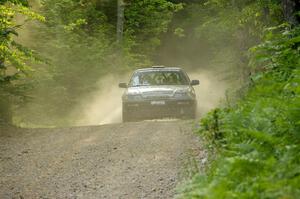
[151,100,165,105]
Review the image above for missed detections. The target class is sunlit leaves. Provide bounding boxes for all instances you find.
[0,2,44,85]
[64,18,87,31]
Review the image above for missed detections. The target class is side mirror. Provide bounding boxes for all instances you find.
[190,80,200,86]
[119,83,128,88]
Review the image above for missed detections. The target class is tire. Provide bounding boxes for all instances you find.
[122,109,129,122]
[188,111,196,119]
[183,107,196,120]
[122,107,134,122]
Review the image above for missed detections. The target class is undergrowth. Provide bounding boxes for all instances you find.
[178,24,300,198]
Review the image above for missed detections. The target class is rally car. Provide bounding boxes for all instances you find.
[119,66,199,122]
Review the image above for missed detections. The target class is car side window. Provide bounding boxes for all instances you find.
[130,74,139,86]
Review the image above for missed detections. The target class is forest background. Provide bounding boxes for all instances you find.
[2,0,296,127]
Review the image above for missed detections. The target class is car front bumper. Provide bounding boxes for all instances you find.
[122,99,197,121]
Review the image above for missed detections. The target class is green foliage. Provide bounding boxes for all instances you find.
[0,1,44,85]
[174,27,185,38]
[0,0,44,124]
[155,0,283,84]
[191,0,282,48]
[178,26,300,199]
[124,0,183,56]
[13,0,117,126]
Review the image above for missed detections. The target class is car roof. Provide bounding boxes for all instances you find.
[134,66,183,72]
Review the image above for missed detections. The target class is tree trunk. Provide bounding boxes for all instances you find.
[117,0,125,43]
[282,0,299,25]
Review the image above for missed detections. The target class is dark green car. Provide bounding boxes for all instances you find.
[119,66,199,122]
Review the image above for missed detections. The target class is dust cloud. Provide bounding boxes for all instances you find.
[73,75,127,126]
[74,69,229,126]
[189,69,229,117]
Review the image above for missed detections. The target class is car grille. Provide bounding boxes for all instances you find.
[142,91,174,99]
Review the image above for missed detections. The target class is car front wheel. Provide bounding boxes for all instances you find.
[122,108,129,122]
[122,107,135,122]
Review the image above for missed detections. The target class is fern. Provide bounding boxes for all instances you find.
[178,26,300,199]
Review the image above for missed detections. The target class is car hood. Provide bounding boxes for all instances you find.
[126,85,191,98]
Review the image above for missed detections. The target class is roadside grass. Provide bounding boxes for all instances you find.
[177,25,300,198]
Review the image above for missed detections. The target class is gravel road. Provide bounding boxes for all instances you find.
[0,120,203,199]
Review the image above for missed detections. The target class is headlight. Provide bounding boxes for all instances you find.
[125,94,143,101]
[174,89,194,98]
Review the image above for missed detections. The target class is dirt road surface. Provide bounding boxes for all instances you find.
[0,120,203,199]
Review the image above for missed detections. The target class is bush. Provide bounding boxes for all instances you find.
[178,25,300,199]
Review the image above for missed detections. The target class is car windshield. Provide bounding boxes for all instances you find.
[129,70,189,87]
